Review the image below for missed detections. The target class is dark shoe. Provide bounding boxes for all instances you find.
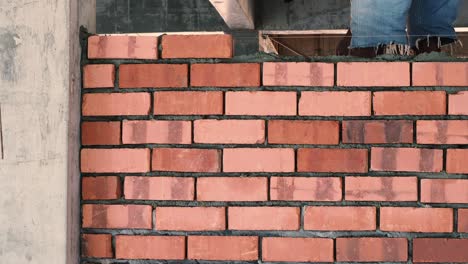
[335,29,352,56]
[414,37,456,55]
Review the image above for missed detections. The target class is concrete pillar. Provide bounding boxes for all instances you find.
[0,1,95,263]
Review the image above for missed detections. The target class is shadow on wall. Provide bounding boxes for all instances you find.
[0,28,20,82]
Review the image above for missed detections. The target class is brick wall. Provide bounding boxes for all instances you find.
[81,34,468,263]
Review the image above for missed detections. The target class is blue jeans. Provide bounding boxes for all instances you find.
[350,0,460,48]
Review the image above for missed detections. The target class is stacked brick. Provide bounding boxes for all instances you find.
[81,34,468,263]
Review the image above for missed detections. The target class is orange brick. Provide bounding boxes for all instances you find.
[82,176,121,200]
[371,147,443,172]
[337,238,407,262]
[122,120,191,144]
[447,149,468,173]
[152,148,220,172]
[226,91,296,116]
[299,92,371,116]
[83,64,115,88]
[337,62,410,87]
[81,121,121,146]
[223,148,294,172]
[197,177,267,201]
[162,34,233,58]
[345,177,417,202]
[81,234,113,258]
[268,120,339,144]
[297,148,368,173]
[81,148,150,173]
[413,62,468,86]
[421,179,468,203]
[449,92,468,115]
[263,62,334,86]
[194,120,265,144]
[380,207,453,232]
[228,207,300,230]
[119,64,188,88]
[414,239,468,263]
[343,120,413,144]
[262,237,334,262]
[82,93,150,116]
[82,204,152,229]
[116,236,185,260]
[191,63,260,87]
[88,35,157,59]
[156,207,225,231]
[124,177,194,201]
[459,209,468,233]
[417,120,468,144]
[188,236,258,261]
[373,91,446,115]
[304,206,376,231]
[270,177,342,201]
[154,91,223,115]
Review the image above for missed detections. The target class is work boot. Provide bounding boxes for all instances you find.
[414,37,457,55]
[335,29,352,56]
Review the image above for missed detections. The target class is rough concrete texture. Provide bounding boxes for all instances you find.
[0,0,94,263]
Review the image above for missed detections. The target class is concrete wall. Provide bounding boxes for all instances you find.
[0,1,94,263]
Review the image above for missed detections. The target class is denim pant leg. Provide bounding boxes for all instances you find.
[350,0,412,48]
[408,0,460,47]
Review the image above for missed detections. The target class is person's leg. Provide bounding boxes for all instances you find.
[350,0,413,57]
[408,0,460,51]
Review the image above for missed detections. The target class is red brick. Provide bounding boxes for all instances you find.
[345,177,417,202]
[188,236,258,261]
[197,177,267,201]
[82,204,152,229]
[82,176,121,200]
[122,120,191,144]
[162,34,232,59]
[449,91,468,115]
[417,120,468,144]
[263,62,334,86]
[338,62,410,87]
[304,206,376,231]
[262,237,333,262]
[226,91,296,116]
[81,234,113,258]
[373,91,446,115]
[223,148,294,172]
[459,209,468,232]
[82,93,150,116]
[194,120,265,144]
[336,238,407,262]
[421,179,468,203]
[152,148,220,172]
[380,207,453,232]
[299,91,371,116]
[228,207,300,230]
[270,177,342,201]
[191,63,260,87]
[343,120,413,144]
[154,91,223,115]
[116,236,185,260]
[119,64,188,88]
[88,35,157,59]
[297,148,368,173]
[268,120,339,144]
[81,148,150,173]
[413,238,468,263]
[156,207,225,231]
[447,149,468,173]
[413,62,468,86]
[81,121,121,146]
[124,177,194,201]
[371,147,443,172]
[83,64,115,88]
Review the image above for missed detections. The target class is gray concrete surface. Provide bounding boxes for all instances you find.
[0,0,94,263]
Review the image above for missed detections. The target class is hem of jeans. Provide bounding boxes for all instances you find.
[349,42,413,56]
